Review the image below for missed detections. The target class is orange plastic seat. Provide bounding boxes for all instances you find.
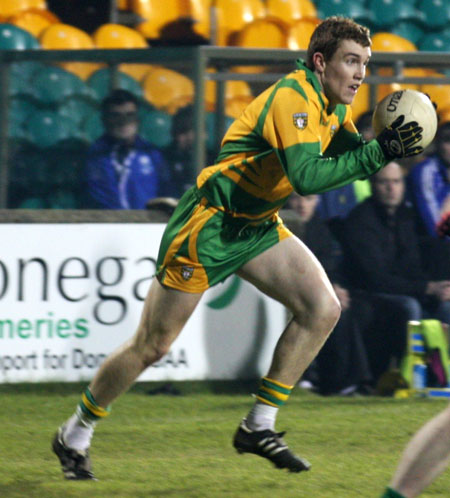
[234,17,288,48]
[439,106,450,125]
[39,23,99,80]
[421,81,450,113]
[0,0,47,18]
[132,0,192,39]
[7,8,59,38]
[189,0,212,39]
[93,23,148,48]
[287,17,319,50]
[350,83,370,123]
[266,0,317,26]
[142,67,194,115]
[371,32,417,52]
[119,63,156,82]
[214,0,265,46]
[205,76,253,113]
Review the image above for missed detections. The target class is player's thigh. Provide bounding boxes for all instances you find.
[237,235,338,316]
[133,278,203,350]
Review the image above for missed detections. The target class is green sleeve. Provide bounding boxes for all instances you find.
[279,139,387,195]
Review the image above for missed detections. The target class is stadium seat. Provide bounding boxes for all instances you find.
[371,32,417,52]
[223,96,253,119]
[316,0,374,29]
[421,81,450,114]
[205,77,253,112]
[439,107,450,125]
[265,0,318,26]
[0,23,39,48]
[189,0,212,39]
[39,23,93,48]
[142,67,194,114]
[234,17,288,49]
[132,0,192,39]
[419,33,450,52]
[287,18,319,50]
[8,8,59,38]
[82,110,103,142]
[419,0,450,28]
[119,63,155,82]
[139,109,173,148]
[368,0,425,29]
[58,95,99,126]
[0,0,47,18]
[32,65,92,105]
[92,23,148,48]
[87,67,144,101]
[391,21,425,46]
[39,23,100,79]
[213,0,265,46]
[117,0,130,9]
[350,83,370,123]
[8,95,37,126]
[25,110,81,148]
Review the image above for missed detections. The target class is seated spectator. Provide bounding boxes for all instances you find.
[343,161,450,382]
[85,89,168,209]
[317,111,372,222]
[287,192,373,395]
[407,120,450,237]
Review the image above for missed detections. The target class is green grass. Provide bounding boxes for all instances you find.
[1,382,450,497]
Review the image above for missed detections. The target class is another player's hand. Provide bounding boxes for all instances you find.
[376,115,423,159]
[437,212,450,238]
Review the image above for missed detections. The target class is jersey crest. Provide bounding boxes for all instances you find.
[293,112,308,130]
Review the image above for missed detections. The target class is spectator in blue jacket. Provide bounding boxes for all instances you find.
[407,120,450,236]
[85,89,169,209]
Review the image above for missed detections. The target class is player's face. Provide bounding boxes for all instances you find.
[372,161,405,212]
[104,102,139,143]
[319,40,371,107]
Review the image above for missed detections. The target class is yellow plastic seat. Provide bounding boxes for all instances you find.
[214,0,265,46]
[421,81,450,113]
[117,0,130,9]
[142,67,194,115]
[350,83,370,124]
[439,106,450,125]
[119,63,156,82]
[189,0,212,39]
[40,23,94,48]
[371,32,417,52]
[234,17,288,48]
[266,0,317,26]
[39,23,100,80]
[7,8,59,38]
[0,0,47,18]
[132,0,192,39]
[93,23,148,48]
[224,96,254,118]
[287,17,319,50]
[205,76,253,114]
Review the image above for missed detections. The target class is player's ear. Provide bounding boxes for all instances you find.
[312,52,326,74]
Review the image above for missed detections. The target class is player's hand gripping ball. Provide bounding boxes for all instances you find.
[437,212,450,238]
[373,90,438,159]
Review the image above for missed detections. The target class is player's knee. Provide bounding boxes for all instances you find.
[295,290,341,333]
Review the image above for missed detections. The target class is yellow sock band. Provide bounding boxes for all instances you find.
[255,376,294,407]
[79,388,111,420]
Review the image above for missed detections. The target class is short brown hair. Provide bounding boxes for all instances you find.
[306,17,371,70]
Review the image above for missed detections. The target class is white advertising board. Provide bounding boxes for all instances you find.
[0,224,286,383]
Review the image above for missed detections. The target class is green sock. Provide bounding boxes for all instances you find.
[381,487,406,498]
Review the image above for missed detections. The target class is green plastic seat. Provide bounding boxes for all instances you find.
[206,112,234,153]
[0,23,39,49]
[81,111,104,142]
[317,0,374,28]
[368,0,425,28]
[8,96,37,125]
[418,32,450,52]
[33,65,92,105]
[86,68,143,102]
[25,110,80,148]
[419,0,450,28]
[139,109,173,148]
[391,21,425,45]
[58,95,99,126]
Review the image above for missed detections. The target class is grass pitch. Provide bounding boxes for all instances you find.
[1,381,450,498]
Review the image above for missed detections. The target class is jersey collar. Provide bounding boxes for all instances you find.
[295,58,333,115]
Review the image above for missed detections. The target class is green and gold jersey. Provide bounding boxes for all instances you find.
[196,59,387,223]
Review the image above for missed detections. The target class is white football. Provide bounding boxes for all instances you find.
[372,89,438,149]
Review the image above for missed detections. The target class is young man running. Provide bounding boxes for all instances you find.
[53,16,424,480]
